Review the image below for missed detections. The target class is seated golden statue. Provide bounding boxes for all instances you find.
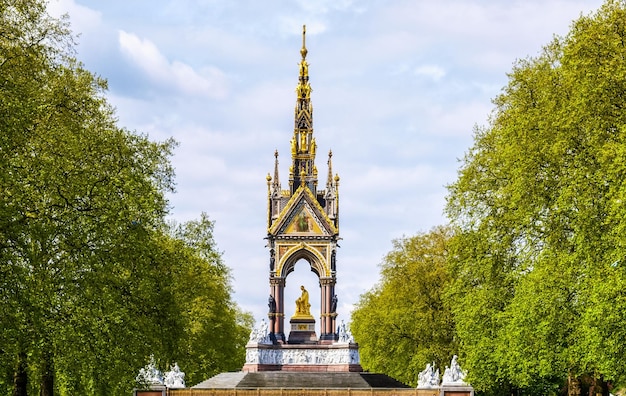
[294,285,311,317]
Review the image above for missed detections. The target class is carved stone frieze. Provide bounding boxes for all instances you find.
[245,346,360,366]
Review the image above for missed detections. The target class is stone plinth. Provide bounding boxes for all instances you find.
[416,391,440,396]
[242,343,362,372]
[133,386,166,396]
[287,317,317,344]
[439,385,474,396]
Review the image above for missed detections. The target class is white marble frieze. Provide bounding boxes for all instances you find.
[245,346,360,365]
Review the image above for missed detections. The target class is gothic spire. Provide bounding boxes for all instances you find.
[326,150,333,189]
[289,25,317,194]
[273,150,280,190]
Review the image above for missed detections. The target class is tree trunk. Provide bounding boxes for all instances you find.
[588,375,610,396]
[568,373,581,396]
[12,352,27,396]
[39,352,54,396]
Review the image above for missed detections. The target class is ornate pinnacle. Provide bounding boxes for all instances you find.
[298,25,309,82]
[327,150,334,188]
[300,25,307,60]
[273,150,280,189]
[290,25,316,195]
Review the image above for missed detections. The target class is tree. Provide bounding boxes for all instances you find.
[165,214,253,386]
[351,226,457,387]
[446,1,626,394]
[0,1,251,394]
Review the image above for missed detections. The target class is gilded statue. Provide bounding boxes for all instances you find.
[290,137,296,156]
[300,60,308,77]
[296,81,310,100]
[295,285,311,316]
[300,132,307,150]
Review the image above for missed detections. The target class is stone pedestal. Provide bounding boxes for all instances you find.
[439,386,474,396]
[242,343,362,372]
[415,391,439,396]
[288,317,317,344]
[133,386,166,396]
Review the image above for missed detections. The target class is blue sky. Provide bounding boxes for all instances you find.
[49,0,605,327]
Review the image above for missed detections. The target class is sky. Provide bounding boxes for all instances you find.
[48,0,605,329]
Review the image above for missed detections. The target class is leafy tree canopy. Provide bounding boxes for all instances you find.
[446,1,626,394]
[0,1,250,394]
[351,226,456,387]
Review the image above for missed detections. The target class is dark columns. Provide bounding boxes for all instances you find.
[269,276,286,343]
[319,277,337,342]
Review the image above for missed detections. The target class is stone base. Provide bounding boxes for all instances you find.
[415,391,440,396]
[133,386,166,396]
[243,343,361,372]
[319,333,339,343]
[417,385,474,396]
[243,363,363,372]
[288,317,317,344]
[269,332,285,344]
[194,372,410,389]
[440,385,474,396]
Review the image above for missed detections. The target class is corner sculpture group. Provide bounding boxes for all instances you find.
[417,355,469,389]
[136,356,185,389]
[135,353,470,391]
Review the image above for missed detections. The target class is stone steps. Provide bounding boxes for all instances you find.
[193,372,410,389]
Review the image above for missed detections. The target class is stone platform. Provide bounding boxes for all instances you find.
[193,372,410,389]
[242,342,362,372]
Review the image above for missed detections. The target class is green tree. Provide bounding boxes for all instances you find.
[446,1,626,394]
[0,1,251,394]
[351,226,457,387]
[165,214,253,385]
[1,49,177,396]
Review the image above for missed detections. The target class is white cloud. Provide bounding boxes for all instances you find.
[422,100,494,137]
[118,30,228,98]
[47,0,101,33]
[414,64,446,81]
[296,0,358,15]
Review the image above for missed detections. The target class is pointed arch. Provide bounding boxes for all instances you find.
[277,242,327,278]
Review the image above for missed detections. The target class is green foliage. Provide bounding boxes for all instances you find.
[446,0,626,393]
[0,1,251,394]
[351,226,457,387]
[164,215,253,385]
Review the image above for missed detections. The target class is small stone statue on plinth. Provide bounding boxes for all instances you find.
[440,355,474,396]
[442,355,467,385]
[268,295,277,313]
[336,320,354,344]
[415,356,473,395]
[136,357,187,391]
[164,363,185,389]
[136,355,164,387]
[330,294,338,313]
[135,355,167,395]
[417,362,440,389]
[248,318,272,345]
